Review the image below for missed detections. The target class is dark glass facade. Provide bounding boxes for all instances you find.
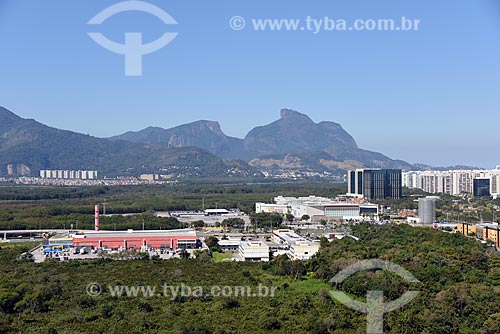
[473,179,490,197]
[362,169,402,200]
[357,171,363,194]
[349,171,356,194]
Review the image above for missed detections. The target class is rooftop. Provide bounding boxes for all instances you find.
[272,195,375,207]
[218,239,242,246]
[74,228,197,239]
[273,229,308,244]
[240,241,269,248]
[204,209,230,213]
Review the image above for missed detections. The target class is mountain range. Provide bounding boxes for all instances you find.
[0,106,412,178]
[0,107,259,178]
[111,109,413,175]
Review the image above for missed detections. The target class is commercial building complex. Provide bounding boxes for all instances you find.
[254,203,288,215]
[272,229,320,260]
[347,169,402,200]
[457,222,500,248]
[403,167,500,198]
[238,241,270,261]
[256,196,379,222]
[221,232,318,262]
[289,241,320,261]
[42,228,199,255]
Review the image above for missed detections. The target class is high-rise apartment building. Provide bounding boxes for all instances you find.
[39,170,98,180]
[403,168,500,198]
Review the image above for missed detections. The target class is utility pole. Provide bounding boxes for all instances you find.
[142,219,145,231]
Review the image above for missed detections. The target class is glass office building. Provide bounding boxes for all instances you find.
[348,169,402,200]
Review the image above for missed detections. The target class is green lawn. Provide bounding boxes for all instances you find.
[212,251,233,262]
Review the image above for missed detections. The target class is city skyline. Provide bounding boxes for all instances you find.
[1,0,499,168]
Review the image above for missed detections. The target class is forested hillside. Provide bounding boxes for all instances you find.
[1,225,499,333]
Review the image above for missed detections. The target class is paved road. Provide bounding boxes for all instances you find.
[1,229,92,235]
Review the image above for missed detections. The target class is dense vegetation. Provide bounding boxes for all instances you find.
[376,188,500,223]
[1,182,496,231]
[0,224,499,333]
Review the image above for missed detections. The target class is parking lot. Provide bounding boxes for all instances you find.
[32,246,195,263]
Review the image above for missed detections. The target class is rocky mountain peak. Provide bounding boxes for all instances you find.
[280,109,313,122]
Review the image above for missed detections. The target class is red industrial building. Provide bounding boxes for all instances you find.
[72,229,198,250]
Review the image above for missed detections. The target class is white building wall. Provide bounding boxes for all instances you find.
[289,243,320,260]
[406,169,500,196]
[39,170,98,180]
[238,242,269,261]
[255,203,288,214]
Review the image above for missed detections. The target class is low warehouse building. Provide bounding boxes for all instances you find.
[72,228,198,250]
[256,196,379,221]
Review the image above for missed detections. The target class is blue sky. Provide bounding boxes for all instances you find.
[0,0,499,168]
